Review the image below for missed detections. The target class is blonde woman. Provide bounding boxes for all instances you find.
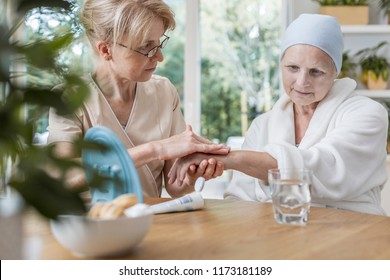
[47,0,229,198]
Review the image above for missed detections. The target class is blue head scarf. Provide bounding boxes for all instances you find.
[280,13,344,75]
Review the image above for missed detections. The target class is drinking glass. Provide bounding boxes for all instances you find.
[268,168,312,225]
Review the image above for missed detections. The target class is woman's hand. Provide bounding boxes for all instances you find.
[155,125,230,160]
[164,155,224,197]
[168,153,222,186]
[184,158,225,186]
[128,125,230,169]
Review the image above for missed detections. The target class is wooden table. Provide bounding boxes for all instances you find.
[25,198,390,260]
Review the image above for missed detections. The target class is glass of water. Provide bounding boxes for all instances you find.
[268,168,312,225]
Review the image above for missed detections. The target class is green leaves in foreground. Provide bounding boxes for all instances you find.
[9,145,88,219]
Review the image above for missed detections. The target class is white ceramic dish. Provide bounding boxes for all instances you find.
[50,208,153,258]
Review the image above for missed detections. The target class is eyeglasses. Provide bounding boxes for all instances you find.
[117,34,170,58]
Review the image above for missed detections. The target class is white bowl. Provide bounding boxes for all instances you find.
[50,207,153,258]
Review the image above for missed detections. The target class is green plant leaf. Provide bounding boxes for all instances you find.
[357,41,390,82]
[1,0,90,220]
[383,68,389,80]
[10,169,86,220]
[16,34,73,70]
[379,0,390,14]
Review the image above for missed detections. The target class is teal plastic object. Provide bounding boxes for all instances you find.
[82,126,143,204]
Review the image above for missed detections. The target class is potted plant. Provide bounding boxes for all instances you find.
[378,0,390,24]
[0,0,96,259]
[356,41,390,90]
[338,50,358,79]
[312,0,369,25]
[1,0,90,219]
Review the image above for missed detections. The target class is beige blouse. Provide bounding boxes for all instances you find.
[47,74,186,197]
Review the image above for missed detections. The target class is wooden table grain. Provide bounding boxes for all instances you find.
[25,198,390,260]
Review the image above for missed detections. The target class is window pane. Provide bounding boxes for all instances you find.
[21,0,282,146]
[23,0,91,141]
[155,0,185,98]
[200,0,281,143]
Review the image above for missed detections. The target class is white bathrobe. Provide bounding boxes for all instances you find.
[224,78,388,215]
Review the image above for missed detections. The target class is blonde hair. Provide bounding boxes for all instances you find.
[79,0,175,52]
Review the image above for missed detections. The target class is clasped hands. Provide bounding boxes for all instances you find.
[167,126,229,187]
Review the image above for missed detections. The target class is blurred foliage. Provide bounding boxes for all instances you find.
[200,0,281,141]
[379,0,390,14]
[356,41,390,81]
[312,0,368,5]
[339,51,358,79]
[23,0,92,133]
[0,0,89,219]
[158,0,281,142]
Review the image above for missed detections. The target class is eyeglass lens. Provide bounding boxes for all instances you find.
[146,36,169,58]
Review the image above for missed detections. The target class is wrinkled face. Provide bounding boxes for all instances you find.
[110,18,165,82]
[281,44,337,108]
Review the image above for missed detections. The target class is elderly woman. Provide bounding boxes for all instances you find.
[47,0,229,198]
[168,14,388,215]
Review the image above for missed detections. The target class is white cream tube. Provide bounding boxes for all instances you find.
[150,192,204,214]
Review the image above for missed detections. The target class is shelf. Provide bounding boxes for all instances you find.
[341,25,390,34]
[356,90,390,99]
[341,25,390,100]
